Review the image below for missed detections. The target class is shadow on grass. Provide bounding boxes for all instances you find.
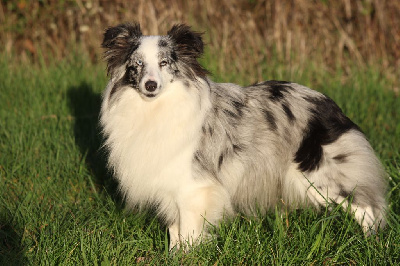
[67,82,121,205]
[0,220,27,265]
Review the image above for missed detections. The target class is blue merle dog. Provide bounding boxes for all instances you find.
[100,22,387,249]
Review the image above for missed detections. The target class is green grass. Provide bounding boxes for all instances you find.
[0,52,399,265]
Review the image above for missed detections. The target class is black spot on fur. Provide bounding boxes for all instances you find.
[218,154,224,170]
[232,144,243,154]
[194,152,208,172]
[109,85,118,99]
[269,86,287,101]
[171,51,178,61]
[295,119,325,172]
[227,111,241,119]
[194,153,201,164]
[256,80,291,86]
[202,124,214,136]
[295,96,360,172]
[193,151,217,178]
[102,23,143,76]
[232,100,246,117]
[208,126,214,136]
[110,82,122,99]
[158,39,168,47]
[262,109,277,130]
[333,154,348,164]
[338,183,353,200]
[269,80,291,85]
[339,188,351,199]
[253,80,293,102]
[223,104,243,119]
[282,102,296,123]
[125,65,140,85]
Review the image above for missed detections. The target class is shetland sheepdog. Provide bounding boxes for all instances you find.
[100,23,387,249]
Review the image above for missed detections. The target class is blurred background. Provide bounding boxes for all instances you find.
[1,2,399,263]
[1,0,399,88]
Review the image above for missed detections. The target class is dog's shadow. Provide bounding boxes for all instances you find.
[0,220,27,264]
[67,83,120,202]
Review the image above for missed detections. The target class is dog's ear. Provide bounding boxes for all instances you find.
[102,23,142,76]
[167,24,204,58]
[167,24,209,78]
[102,22,142,49]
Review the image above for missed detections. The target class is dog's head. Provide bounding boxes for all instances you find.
[102,23,209,99]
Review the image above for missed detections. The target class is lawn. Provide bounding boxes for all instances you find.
[0,53,399,265]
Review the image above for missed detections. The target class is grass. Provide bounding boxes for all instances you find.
[0,51,399,265]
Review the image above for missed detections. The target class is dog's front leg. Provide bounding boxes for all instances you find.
[177,184,233,248]
[168,220,180,250]
[178,205,210,247]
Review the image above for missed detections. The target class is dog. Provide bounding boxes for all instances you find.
[100,22,387,249]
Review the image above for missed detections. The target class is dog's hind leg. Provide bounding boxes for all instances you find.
[288,130,387,233]
[300,171,387,233]
[292,171,377,232]
[289,157,385,232]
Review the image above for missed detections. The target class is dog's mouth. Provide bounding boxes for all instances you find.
[144,93,156,98]
[139,91,160,100]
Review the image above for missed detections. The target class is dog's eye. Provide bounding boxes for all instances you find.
[136,60,143,66]
[159,59,168,67]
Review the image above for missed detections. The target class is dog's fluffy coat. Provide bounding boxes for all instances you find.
[100,23,387,248]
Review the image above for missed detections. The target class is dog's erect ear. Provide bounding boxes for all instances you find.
[102,23,142,76]
[167,24,209,78]
[167,24,204,58]
[102,23,142,48]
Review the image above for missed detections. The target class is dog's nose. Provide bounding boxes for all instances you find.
[145,80,157,92]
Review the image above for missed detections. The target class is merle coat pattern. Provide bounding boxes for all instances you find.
[100,22,387,249]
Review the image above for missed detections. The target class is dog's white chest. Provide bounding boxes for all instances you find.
[101,81,210,197]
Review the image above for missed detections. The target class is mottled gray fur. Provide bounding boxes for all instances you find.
[195,79,387,219]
